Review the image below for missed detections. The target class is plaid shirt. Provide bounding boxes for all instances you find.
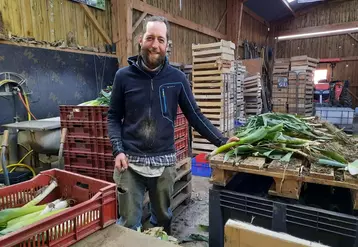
[127,153,176,167]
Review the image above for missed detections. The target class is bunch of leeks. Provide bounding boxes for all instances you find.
[0,179,71,236]
[208,113,358,175]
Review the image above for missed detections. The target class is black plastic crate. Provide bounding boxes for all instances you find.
[0,171,33,185]
[209,173,358,247]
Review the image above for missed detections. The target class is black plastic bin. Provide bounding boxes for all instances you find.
[209,173,358,247]
[0,171,33,185]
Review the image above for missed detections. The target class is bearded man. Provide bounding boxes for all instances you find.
[107,16,239,234]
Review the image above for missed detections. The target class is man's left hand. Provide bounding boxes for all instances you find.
[226,136,240,143]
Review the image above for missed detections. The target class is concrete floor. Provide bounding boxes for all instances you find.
[172,176,211,247]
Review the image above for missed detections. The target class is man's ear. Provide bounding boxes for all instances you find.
[138,35,143,47]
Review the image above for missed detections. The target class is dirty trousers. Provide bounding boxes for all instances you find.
[113,166,177,230]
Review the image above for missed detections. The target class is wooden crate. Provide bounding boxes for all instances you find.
[244,73,262,117]
[273,58,290,74]
[192,40,236,154]
[272,104,287,113]
[192,40,235,63]
[290,55,319,72]
[209,153,358,210]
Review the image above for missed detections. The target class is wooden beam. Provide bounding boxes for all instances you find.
[80,4,112,44]
[132,0,227,40]
[277,21,358,40]
[111,0,119,44]
[132,12,147,33]
[237,1,244,45]
[243,6,269,27]
[348,33,358,44]
[0,40,117,58]
[281,0,296,17]
[115,0,133,65]
[215,9,228,31]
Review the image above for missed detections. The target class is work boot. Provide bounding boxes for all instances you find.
[161,219,172,236]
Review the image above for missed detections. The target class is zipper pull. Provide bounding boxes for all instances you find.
[151,79,154,91]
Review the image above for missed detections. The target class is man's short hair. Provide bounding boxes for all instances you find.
[142,15,170,41]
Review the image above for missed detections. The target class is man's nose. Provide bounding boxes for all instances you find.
[151,38,159,48]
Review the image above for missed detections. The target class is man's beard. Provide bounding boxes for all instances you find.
[140,48,165,69]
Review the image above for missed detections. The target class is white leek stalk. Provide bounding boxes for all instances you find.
[23,180,58,208]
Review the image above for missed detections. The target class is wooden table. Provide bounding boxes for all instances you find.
[72,224,178,247]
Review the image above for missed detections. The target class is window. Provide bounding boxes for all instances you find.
[314,69,328,84]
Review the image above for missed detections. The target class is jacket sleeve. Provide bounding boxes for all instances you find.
[107,70,125,157]
[178,76,229,147]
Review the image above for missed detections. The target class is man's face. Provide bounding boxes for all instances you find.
[139,21,168,69]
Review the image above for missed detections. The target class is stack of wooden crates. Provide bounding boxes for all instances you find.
[289,56,318,116]
[272,58,290,113]
[191,40,236,154]
[243,73,262,117]
[235,61,246,122]
[272,56,318,116]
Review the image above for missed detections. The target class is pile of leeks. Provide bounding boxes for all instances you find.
[0,178,71,236]
[78,86,112,106]
[208,113,358,176]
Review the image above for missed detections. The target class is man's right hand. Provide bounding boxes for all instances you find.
[115,153,128,172]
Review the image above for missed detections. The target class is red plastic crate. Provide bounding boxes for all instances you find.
[0,169,116,247]
[97,138,112,154]
[97,154,115,170]
[61,121,109,138]
[61,121,99,138]
[175,136,188,151]
[176,148,189,162]
[64,151,99,170]
[174,125,188,140]
[64,136,98,153]
[65,166,114,183]
[175,114,187,127]
[59,105,109,122]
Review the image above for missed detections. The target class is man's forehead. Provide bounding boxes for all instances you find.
[145,21,167,36]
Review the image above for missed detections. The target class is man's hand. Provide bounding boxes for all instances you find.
[226,136,240,143]
[115,153,128,172]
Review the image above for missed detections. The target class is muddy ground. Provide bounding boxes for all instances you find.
[172,176,210,247]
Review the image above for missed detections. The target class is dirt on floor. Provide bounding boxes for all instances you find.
[172,176,210,247]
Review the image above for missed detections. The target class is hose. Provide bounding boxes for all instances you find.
[0,163,36,178]
[18,92,37,120]
[0,79,35,121]
[23,92,31,121]
[0,130,10,186]
[0,148,36,178]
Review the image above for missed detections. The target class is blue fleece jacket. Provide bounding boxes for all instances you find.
[107,55,229,158]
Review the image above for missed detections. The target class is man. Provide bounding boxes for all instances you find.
[107,16,239,234]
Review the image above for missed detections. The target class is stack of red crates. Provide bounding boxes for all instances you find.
[59,105,189,182]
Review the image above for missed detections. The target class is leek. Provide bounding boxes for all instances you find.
[0,208,66,235]
[23,179,58,208]
[0,205,46,228]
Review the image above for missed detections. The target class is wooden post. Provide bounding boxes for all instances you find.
[226,0,243,58]
[112,0,133,66]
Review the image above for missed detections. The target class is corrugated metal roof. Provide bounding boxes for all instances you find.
[244,0,324,22]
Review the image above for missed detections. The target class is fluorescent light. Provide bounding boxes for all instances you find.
[287,0,295,2]
[278,27,358,40]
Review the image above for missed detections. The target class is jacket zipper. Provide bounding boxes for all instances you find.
[149,79,154,117]
[162,88,167,113]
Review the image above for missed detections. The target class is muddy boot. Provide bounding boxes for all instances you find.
[161,219,172,236]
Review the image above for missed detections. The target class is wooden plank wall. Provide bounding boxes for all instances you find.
[132,0,227,64]
[241,12,269,46]
[272,0,358,106]
[0,0,112,48]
